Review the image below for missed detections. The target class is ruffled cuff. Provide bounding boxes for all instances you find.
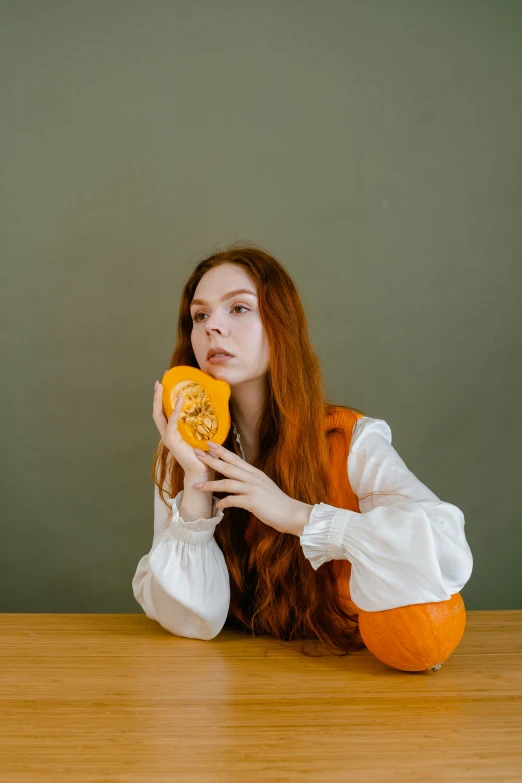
[299,502,353,570]
[166,489,224,545]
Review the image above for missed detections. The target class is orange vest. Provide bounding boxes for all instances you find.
[243,406,364,613]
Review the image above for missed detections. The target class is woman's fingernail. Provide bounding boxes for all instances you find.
[154,380,159,389]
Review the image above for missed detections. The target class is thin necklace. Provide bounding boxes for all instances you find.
[231,420,246,460]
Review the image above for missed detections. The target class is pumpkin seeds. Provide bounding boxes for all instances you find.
[172,380,220,441]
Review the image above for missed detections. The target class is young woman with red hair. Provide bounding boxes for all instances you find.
[132,243,473,657]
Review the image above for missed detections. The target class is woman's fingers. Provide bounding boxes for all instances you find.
[152,376,184,448]
[152,383,165,418]
[152,383,168,438]
[168,393,183,426]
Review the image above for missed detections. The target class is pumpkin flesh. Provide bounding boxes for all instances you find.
[161,365,231,451]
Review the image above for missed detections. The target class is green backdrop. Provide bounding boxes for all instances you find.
[2,1,521,612]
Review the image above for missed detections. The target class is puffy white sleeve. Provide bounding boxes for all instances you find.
[299,416,474,612]
[131,476,230,640]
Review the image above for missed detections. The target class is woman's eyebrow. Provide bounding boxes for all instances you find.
[190,289,257,306]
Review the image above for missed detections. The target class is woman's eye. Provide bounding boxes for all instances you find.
[192,305,249,322]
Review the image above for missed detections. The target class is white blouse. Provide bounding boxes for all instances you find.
[132,416,473,640]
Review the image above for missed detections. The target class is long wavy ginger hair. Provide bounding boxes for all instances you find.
[152,242,370,657]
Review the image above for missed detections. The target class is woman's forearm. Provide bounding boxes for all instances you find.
[179,469,216,522]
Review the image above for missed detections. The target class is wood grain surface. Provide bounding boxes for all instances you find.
[1,610,521,782]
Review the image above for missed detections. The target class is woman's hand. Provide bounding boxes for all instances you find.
[191,440,314,536]
[152,378,214,479]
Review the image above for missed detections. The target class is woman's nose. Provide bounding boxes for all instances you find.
[206,319,226,332]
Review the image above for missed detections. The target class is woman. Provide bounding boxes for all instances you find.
[132,242,473,657]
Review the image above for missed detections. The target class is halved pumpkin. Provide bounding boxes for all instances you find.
[161,365,231,451]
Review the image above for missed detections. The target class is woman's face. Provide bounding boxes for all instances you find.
[190,263,270,383]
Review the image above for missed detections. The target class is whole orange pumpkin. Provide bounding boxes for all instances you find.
[355,592,466,672]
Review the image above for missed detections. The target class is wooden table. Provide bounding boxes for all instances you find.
[1,611,521,782]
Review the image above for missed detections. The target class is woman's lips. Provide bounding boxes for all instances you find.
[208,354,235,364]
